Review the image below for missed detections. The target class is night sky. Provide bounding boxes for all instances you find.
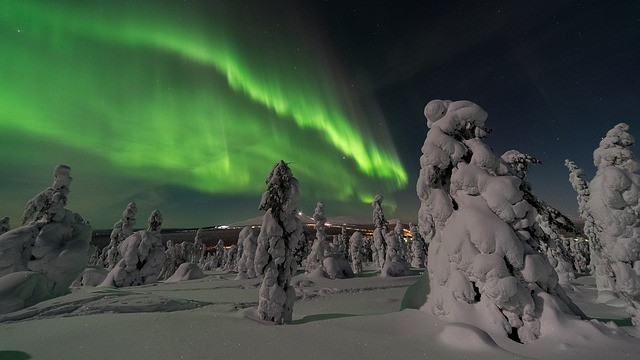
[1,0,638,229]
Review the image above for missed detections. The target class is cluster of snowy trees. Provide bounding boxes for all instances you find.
[0,165,92,314]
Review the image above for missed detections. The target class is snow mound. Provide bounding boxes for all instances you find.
[439,322,502,351]
[164,263,205,283]
[0,271,50,315]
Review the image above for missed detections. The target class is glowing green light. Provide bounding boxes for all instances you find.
[0,1,407,223]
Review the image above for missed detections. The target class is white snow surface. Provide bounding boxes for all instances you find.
[1,267,639,359]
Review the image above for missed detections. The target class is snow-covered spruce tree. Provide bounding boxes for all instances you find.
[305,201,328,273]
[585,123,640,323]
[0,217,9,235]
[99,210,165,287]
[565,158,616,299]
[0,165,92,300]
[362,236,373,262]
[208,239,225,269]
[409,223,426,268]
[98,202,137,268]
[254,161,303,324]
[234,231,245,272]
[292,230,309,266]
[417,100,585,343]
[570,238,590,274]
[349,231,365,273]
[338,226,348,259]
[236,226,258,279]
[223,244,238,271]
[193,228,206,264]
[502,150,578,285]
[372,195,388,269]
[324,234,354,279]
[159,240,178,280]
[381,228,410,277]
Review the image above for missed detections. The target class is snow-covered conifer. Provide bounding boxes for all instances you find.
[349,231,365,273]
[236,226,258,279]
[223,244,238,271]
[0,165,92,303]
[254,161,303,324]
[98,202,137,268]
[565,159,614,296]
[381,230,410,277]
[585,123,640,324]
[372,195,387,269]
[100,210,165,287]
[0,217,9,235]
[193,228,206,264]
[409,223,426,268]
[305,201,328,273]
[418,100,586,342]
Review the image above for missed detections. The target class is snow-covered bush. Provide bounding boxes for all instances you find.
[322,237,354,279]
[159,240,178,280]
[417,100,586,342]
[409,223,426,268]
[254,161,303,324]
[372,195,387,269]
[0,217,9,235]
[349,231,365,273]
[584,123,640,323]
[223,244,238,271]
[0,165,92,313]
[394,221,408,260]
[99,210,165,287]
[165,263,204,283]
[236,226,257,279]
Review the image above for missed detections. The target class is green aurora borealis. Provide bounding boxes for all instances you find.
[0,1,407,227]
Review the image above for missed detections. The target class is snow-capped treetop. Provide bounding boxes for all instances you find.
[259,160,300,219]
[21,164,73,225]
[122,202,137,222]
[502,150,541,180]
[564,159,591,217]
[372,194,388,231]
[594,123,639,172]
[147,210,163,233]
[0,217,9,234]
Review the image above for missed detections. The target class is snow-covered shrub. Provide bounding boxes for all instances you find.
[585,123,640,323]
[322,237,354,279]
[0,165,92,312]
[417,100,586,342]
[0,217,9,235]
[159,240,178,280]
[99,210,165,287]
[223,244,238,271]
[410,223,426,268]
[236,226,258,279]
[193,228,206,264]
[254,161,303,324]
[569,238,590,273]
[292,230,309,266]
[394,221,408,260]
[372,195,387,269]
[337,227,348,259]
[349,231,365,273]
[381,230,410,277]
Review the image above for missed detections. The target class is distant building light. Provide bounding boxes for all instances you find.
[218,225,229,229]
[298,212,303,216]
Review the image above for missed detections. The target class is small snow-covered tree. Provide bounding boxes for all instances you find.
[418,100,585,342]
[585,123,640,324]
[159,240,178,280]
[236,226,258,279]
[205,239,225,269]
[223,244,238,271]
[372,195,387,269]
[100,210,165,287]
[349,231,365,273]
[305,202,328,273]
[254,161,303,324]
[98,202,137,268]
[338,226,348,259]
[193,228,206,264]
[410,223,426,268]
[381,229,410,277]
[394,221,408,260]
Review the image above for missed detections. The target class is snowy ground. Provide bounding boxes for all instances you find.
[1,267,639,360]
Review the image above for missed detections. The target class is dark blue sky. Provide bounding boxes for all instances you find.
[300,0,640,220]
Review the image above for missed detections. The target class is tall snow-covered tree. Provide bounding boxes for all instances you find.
[254,161,303,324]
[409,223,426,268]
[349,231,365,273]
[585,123,640,324]
[305,201,328,273]
[417,99,585,342]
[193,228,206,264]
[236,226,258,279]
[372,195,387,269]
